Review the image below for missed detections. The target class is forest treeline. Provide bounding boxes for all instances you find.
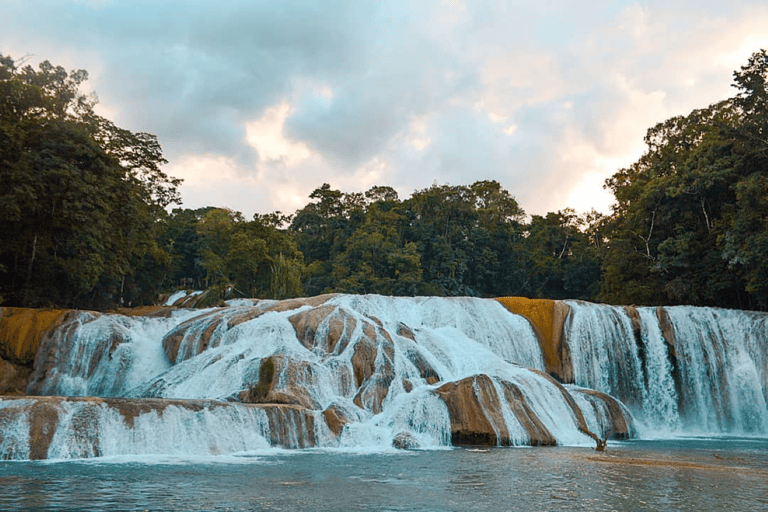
[2,51,768,311]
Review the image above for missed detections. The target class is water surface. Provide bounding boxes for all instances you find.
[2,438,766,511]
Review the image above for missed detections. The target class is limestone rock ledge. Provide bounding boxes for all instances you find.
[0,396,316,460]
[434,373,634,447]
[0,308,73,394]
[495,297,573,383]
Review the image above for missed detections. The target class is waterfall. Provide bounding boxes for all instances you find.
[2,294,764,460]
[563,301,768,436]
[665,307,768,434]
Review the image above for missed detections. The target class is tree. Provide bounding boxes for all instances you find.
[599,50,768,310]
[0,54,181,308]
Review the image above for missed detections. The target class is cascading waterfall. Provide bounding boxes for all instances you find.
[564,301,768,436]
[665,307,768,434]
[563,301,645,408]
[636,307,680,433]
[1,294,765,460]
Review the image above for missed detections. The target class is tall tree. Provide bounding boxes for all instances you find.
[0,54,180,308]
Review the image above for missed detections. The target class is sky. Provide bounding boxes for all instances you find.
[3,1,768,219]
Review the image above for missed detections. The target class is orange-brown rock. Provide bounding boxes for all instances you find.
[435,374,563,446]
[164,295,340,364]
[260,403,316,448]
[288,305,339,351]
[322,404,351,437]
[0,307,70,365]
[0,396,318,458]
[497,380,556,445]
[111,305,177,318]
[27,400,61,460]
[0,357,32,395]
[496,297,573,383]
[434,375,511,446]
[572,388,634,440]
[350,323,396,414]
[656,306,676,359]
[240,355,322,409]
[25,311,132,395]
[261,294,338,313]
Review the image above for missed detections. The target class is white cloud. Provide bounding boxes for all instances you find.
[4,0,768,219]
[245,102,312,166]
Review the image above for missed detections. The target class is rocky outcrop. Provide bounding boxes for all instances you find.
[163,295,339,364]
[0,396,317,459]
[322,404,352,437]
[434,374,559,446]
[496,297,573,382]
[0,307,71,365]
[570,387,634,440]
[0,358,32,395]
[25,311,136,396]
[435,375,507,445]
[289,304,350,352]
[0,308,73,394]
[240,355,321,409]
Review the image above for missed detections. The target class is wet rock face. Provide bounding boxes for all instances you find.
[433,374,559,446]
[495,298,572,383]
[435,375,506,446]
[163,295,340,364]
[322,405,351,437]
[392,431,419,449]
[0,308,70,365]
[0,396,318,459]
[0,358,32,395]
[573,388,634,440]
[0,308,74,395]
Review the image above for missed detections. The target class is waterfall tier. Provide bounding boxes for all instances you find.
[1,295,765,459]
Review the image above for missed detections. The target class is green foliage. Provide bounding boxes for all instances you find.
[0,54,181,308]
[10,51,768,311]
[287,179,601,300]
[598,49,768,310]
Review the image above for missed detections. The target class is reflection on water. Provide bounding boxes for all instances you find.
[0,439,767,511]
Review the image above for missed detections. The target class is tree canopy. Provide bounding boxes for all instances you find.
[598,49,768,310]
[0,54,180,308]
[3,51,768,311]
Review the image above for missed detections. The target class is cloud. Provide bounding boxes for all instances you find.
[3,0,768,219]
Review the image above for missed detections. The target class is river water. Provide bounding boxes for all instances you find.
[1,438,766,512]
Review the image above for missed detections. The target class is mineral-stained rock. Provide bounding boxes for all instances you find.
[434,373,573,446]
[162,308,246,364]
[0,307,71,365]
[350,322,380,388]
[497,380,556,446]
[402,347,441,384]
[0,396,317,459]
[350,323,396,414]
[571,387,634,440]
[164,295,340,364]
[434,375,511,446]
[322,405,351,437]
[27,400,61,460]
[495,297,573,383]
[240,355,320,409]
[0,358,32,395]
[260,404,316,448]
[26,311,133,396]
[110,305,177,318]
[288,305,338,351]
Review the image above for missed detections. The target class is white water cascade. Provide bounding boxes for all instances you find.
[564,301,768,435]
[2,295,766,460]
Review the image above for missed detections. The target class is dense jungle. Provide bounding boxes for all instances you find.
[2,50,768,311]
